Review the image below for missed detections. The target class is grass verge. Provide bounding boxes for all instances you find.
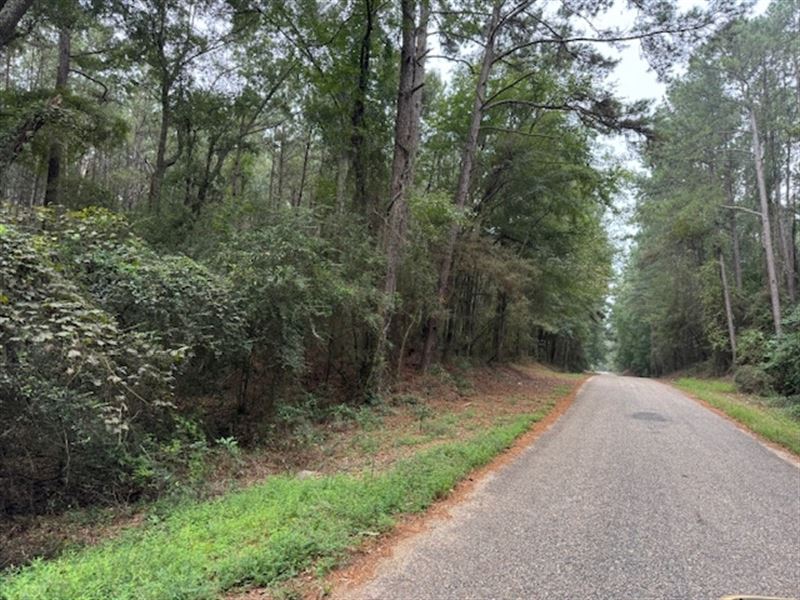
[0,407,553,600]
[672,377,800,455]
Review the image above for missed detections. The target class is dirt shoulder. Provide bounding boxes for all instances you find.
[225,363,588,600]
[1,362,585,583]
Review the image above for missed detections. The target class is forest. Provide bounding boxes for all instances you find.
[3,0,800,598]
[613,0,800,398]
[0,0,794,521]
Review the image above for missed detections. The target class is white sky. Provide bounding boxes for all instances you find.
[597,0,770,104]
[429,0,770,105]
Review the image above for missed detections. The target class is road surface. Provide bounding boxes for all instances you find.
[346,375,800,600]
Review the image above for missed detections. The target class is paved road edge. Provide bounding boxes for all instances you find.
[663,379,800,469]
[322,373,594,600]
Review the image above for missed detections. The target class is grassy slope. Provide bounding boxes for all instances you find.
[673,377,800,456]
[0,404,558,600]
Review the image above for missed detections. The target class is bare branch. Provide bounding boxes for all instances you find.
[70,68,109,102]
[722,204,763,218]
[492,21,712,65]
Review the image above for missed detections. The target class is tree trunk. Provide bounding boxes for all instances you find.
[0,0,34,49]
[777,204,796,303]
[231,145,243,197]
[719,250,737,365]
[230,115,246,198]
[294,127,311,208]
[726,175,743,290]
[43,27,70,207]
[350,0,376,220]
[492,290,507,362]
[366,0,429,389]
[267,142,276,207]
[277,127,286,206]
[730,211,743,291]
[335,153,349,213]
[749,108,782,336]
[5,46,12,90]
[147,81,174,212]
[420,0,502,370]
[784,142,797,302]
[195,133,224,213]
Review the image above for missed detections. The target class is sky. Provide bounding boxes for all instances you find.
[600,0,770,104]
[587,0,771,271]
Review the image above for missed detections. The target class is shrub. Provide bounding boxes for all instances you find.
[42,208,249,392]
[0,223,177,513]
[736,328,769,366]
[734,365,772,395]
[211,209,383,395]
[764,306,800,396]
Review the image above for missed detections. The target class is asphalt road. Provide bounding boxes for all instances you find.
[348,375,800,600]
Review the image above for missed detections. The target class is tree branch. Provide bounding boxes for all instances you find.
[70,68,109,102]
[492,21,711,65]
[722,204,762,218]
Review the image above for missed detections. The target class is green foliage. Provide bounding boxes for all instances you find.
[615,3,800,378]
[737,329,769,366]
[0,206,255,512]
[211,209,383,385]
[765,307,800,396]
[734,365,772,395]
[0,220,176,512]
[0,412,547,599]
[44,208,249,390]
[409,191,462,238]
[0,89,127,173]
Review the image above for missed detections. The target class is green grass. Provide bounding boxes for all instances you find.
[0,409,552,600]
[421,412,460,437]
[673,377,800,455]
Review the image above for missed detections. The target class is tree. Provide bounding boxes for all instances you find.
[0,0,33,49]
[419,0,730,369]
[114,0,235,211]
[615,2,800,375]
[377,0,430,383]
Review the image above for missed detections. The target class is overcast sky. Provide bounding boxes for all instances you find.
[603,0,770,103]
[428,0,770,104]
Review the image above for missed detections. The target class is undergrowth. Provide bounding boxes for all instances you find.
[0,408,551,600]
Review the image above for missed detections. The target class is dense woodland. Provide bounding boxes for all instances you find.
[614,1,800,397]
[0,0,766,515]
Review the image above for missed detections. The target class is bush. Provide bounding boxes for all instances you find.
[42,208,249,392]
[0,223,177,513]
[0,207,251,513]
[211,209,383,396]
[736,328,769,366]
[734,365,772,395]
[764,306,800,396]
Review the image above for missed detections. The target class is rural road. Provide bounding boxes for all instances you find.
[345,375,800,600]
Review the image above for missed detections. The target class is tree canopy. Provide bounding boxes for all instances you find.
[0,0,768,513]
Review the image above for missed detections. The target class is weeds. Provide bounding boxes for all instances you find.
[0,413,546,600]
[411,403,433,432]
